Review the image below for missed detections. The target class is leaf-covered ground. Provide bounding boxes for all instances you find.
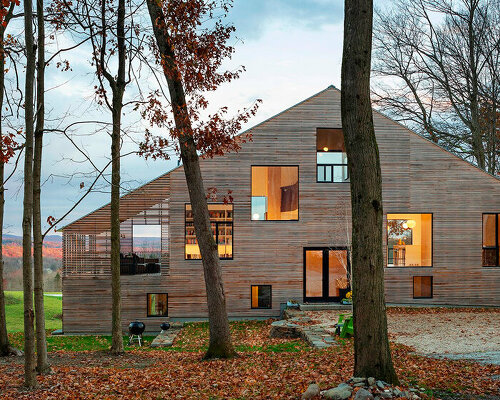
[1,320,499,399]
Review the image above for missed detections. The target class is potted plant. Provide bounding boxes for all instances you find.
[341,291,352,305]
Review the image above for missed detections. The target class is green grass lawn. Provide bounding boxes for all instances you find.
[4,290,62,333]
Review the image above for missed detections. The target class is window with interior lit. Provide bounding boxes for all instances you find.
[185,204,233,260]
[413,276,433,299]
[251,166,298,221]
[251,285,272,309]
[482,213,499,267]
[147,293,168,317]
[316,128,349,183]
[387,214,432,267]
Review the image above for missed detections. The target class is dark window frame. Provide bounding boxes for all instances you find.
[315,127,349,184]
[250,285,272,309]
[250,165,300,222]
[386,212,434,268]
[184,203,234,260]
[482,213,499,267]
[412,276,433,299]
[147,293,168,317]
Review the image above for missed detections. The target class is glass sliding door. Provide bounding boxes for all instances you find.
[304,247,350,302]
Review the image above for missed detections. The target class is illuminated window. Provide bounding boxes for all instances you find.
[483,213,499,267]
[316,128,349,183]
[147,293,168,317]
[413,276,433,299]
[387,214,432,267]
[185,204,233,260]
[251,166,298,220]
[251,285,272,309]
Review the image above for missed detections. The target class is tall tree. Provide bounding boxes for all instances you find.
[22,0,38,388]
[143,0,259,359]
[0,0,20,358]
[373,0,500,175]
[341,0,399,383]
[33,0,50,373]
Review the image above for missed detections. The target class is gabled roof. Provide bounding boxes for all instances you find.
[62,85,499,231]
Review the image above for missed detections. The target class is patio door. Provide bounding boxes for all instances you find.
[303,247,350,302]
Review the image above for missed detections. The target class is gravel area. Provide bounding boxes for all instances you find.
[304,308,500,356]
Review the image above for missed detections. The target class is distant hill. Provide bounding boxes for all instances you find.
[2,234,62,259]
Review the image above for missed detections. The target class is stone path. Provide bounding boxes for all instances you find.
[270,309,339,349]
[150,322,183,348]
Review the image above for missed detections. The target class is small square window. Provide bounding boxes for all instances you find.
[147,293,168,317]
[413,276,433,299]
[251,285,272,309]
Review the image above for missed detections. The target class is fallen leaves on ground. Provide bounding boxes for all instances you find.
[0,320,498,399]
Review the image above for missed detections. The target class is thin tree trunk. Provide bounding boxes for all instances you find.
[146,0,235,359]
[33,0,50,373]
[23,0,38,388]
[0,3,15,358]
[341,0,398,383]
[109,0,126,355]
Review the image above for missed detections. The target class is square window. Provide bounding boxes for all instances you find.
[251,166,298,220]
[251,285,272,309]
[413,276,433,299]
[147,293,168,317]
[387,214,432,267]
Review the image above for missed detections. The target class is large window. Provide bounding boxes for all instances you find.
[387,214,432,267]
[185,204,233,259]
[251,166,298,220]
[316,128,349,183]
[120,224,162,275]
[251,285,272,309]
[147,293,168,317]
[483,213,499,267]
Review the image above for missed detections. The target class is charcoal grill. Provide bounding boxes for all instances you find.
[128,321,145,346]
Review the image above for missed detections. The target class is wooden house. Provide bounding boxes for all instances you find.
[61,86,500,333]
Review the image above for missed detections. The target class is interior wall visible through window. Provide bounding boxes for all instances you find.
[482,213,499,267]
[147,293,168,317]
[251,166,299,221]
[387,214,432,267]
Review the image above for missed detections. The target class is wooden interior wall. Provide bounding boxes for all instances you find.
[62,87,500,333]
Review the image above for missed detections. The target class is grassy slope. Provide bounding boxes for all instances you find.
[4,290,62,333]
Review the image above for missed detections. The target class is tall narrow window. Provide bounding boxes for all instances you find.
[483,213,499,267]
[251,166,299,220]
[413,276,433,299]
[185,204,233,260]
[316,128,349,183]
[251,285,272,309]
[387,214,432,267]
[147,293,168,317]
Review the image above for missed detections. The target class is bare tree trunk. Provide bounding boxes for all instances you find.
[109,0,126,355]
[0,3,16,358]
[23,0,38,388]
[33,0,50,373]
[341,0,398,384]
[146,0,235,359]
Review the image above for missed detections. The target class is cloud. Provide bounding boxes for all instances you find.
[229,0,344,39]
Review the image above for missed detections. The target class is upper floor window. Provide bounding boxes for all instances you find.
[482,213,499,267]
[251,166,298,221]
[387,213,432,267]
[316,128,349,183]
[185,204,233,260]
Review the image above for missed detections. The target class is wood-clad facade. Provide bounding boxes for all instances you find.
[62,86,500,333]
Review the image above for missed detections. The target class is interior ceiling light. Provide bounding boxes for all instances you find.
[323,147,329,152]
[407,219,416,229]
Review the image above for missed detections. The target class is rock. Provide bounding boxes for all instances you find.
[409,388,418,393]
[419,388,425,392]
[354,382,366,387]
[411,395,420,400]
[269,320,301,338]
[392,388,402,397]
[323,385,352,400]
[301,383,320,399]
[401,391,411,398]
[354,388,374,400]
[376,380,385,389]
[367,377,376,386]
[378,393,393,399]
[350,377,367,384]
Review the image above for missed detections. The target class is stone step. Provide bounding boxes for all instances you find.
[299,303,352,311]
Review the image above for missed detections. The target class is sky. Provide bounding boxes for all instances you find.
[3,0,355,236]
